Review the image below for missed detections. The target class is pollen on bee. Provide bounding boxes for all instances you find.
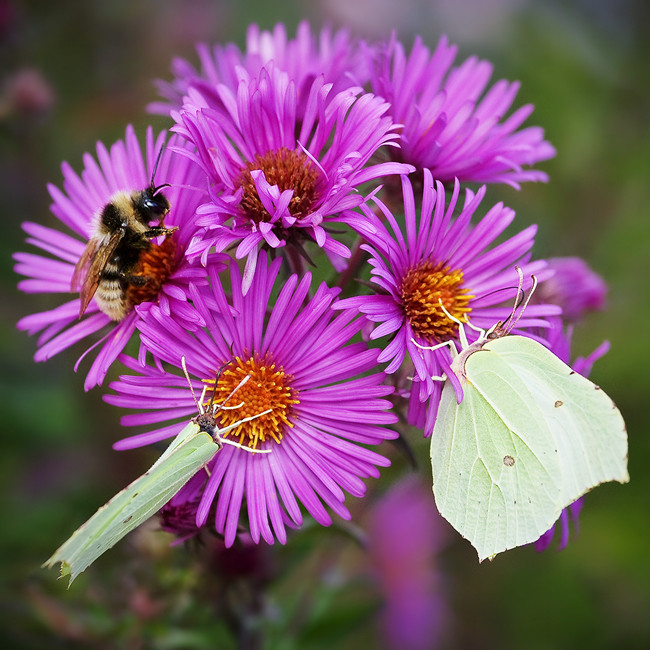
[126,235,178,307]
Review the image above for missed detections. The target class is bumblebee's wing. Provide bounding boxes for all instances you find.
[73,230,123,317]
[71,238,100,293]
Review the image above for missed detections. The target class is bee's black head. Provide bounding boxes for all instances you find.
[138,186,170,219]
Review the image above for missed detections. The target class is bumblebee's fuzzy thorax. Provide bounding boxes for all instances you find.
[71,183,177,321]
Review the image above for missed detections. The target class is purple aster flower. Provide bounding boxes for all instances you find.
[171,63,413,292]
[159,470,220,545]
[150,21,368,120]
[14,125,222,390]
[159,468,292,544]
[536,257,608,322]
[105,253,398,547]
[534,323,610,552]
[335,170,560,435]
[366,34,556,187]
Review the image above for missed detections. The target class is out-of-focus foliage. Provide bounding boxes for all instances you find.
[1,1,648,648]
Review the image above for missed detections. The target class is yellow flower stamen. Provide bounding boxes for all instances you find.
[203,354,299,449]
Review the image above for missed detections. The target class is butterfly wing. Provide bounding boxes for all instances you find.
[431,373,561,562]
[44,421,220,585]
[436,334,629,561]
[481,335,629,504]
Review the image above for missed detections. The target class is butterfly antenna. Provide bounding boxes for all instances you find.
[194,358,238,413]
[496,266,524,333]
[507,272,538,333]
[183,359,273,456]
[182,357,238,416]
[213,374,252,415]
[181,356,202,414]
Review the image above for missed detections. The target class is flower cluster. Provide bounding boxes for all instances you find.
[15,22,608,551]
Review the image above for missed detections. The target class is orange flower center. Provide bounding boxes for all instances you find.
[400,261,473,342]
[126,235,178,309]
[203,354,299,449]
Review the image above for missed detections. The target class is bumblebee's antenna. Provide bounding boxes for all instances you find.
[150,144,171,195]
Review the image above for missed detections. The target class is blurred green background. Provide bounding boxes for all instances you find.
[1,0,649,648]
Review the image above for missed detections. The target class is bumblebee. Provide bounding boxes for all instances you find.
[71,176,177,321]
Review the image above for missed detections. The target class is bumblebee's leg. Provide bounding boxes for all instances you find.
[143,225,178,239]
[121,273,150,286]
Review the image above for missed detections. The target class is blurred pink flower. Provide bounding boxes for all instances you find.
[368,476,449,650]
[2,68,54,117]
[537,257,607,322]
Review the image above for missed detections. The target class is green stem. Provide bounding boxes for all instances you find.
[336,236,367,293]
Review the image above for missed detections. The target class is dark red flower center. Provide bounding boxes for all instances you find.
[238,147,321,224]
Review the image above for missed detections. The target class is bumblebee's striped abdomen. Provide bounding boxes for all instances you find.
[95,263,129,321]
